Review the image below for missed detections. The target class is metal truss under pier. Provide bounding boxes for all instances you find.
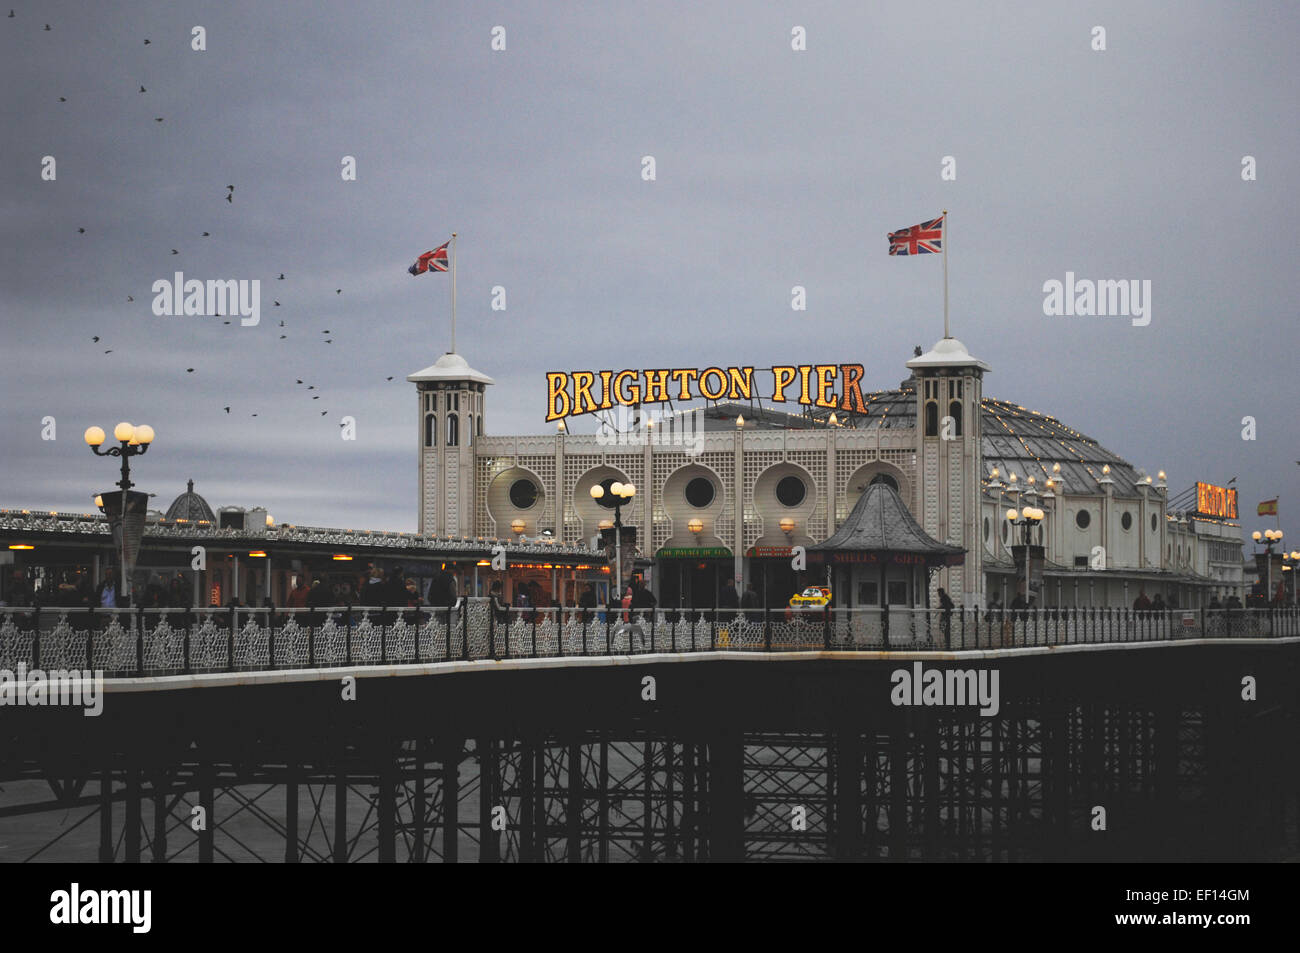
[2,644,1297,862]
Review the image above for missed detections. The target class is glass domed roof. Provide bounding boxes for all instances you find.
[164,479,216,522]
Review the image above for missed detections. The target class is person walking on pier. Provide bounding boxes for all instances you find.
[937,587,955,644]
[578,583,597,624]
[489,580,510,624]
[741,581,761,623]
[719,578,739,621]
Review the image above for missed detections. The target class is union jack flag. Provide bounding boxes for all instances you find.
[408,241,450,275]
[888,216,943,256]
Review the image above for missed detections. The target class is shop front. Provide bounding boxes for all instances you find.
[654,546,733,610]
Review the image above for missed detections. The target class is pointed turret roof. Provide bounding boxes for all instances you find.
[809,482,964,559]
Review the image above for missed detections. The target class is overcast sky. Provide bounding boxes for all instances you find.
[3,1,1297,542]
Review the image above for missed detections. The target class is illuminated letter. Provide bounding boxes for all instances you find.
[840,364,867,413]
[597,370,614,410]
[573,372,598,414]
[814,364,837,408]
[727,366,754,400]
[699,367,727,400]
[546,373,571,422]
[670,368,699,400]
[644,369,672,404]
[798,366,813,405]
[771,366,797,402]
[614,370,641,405]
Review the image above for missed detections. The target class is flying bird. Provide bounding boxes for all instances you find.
[251,413,258,417]
[223,320,231,325]
[279,335,286,339]
[77,227,84,233]
[143,38,150,44]
[324,339,332,344]
[92,336,99,343]
[225,193,231,203]
[8,12,14,18]
[186,368,194,373]
[386,376,393,381]
[312,396,319,400]
[335,289,341,294]
[224,407,230,414]
[202,231,209,237]
[321,411,327,416]
[127,296,133,302]
[104,349,112,353]
[44,23,50,30]
[171,249,178,255]
[277,273,284,280]
[296,379,302,384]
[307,386,314,390]
[140,85,146,93]
[274,300,280,306]
[278,321,285,327]
[154,117,164,122]
[59,96,66,102]
[322,330,330,334]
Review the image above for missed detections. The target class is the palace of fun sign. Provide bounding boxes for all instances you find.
[545,365,869,422]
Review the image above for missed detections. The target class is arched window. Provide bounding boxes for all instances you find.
[947,400,962,436]
[424,413,436,448]
[924,401,939,436]
[446,414,458,447]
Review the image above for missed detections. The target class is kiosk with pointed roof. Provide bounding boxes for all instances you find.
[809,480,964,609]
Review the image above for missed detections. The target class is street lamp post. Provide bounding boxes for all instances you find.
[1251,528,1285,603]
[1005,504,1045,605]
[85,422,155,600]
[590,480,636,602]
[1282,550,1299,604]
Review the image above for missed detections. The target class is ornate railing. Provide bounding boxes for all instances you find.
[0,602,1295,678]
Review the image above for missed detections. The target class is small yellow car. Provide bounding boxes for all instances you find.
[788,586,832,609]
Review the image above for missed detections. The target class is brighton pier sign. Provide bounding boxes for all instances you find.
[546,364,869,422]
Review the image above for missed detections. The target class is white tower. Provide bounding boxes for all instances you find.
[408,352,494,535]
[906,337,990,607]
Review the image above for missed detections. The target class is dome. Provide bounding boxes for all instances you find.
[905,336,991,372]
[854,384,1147,497]
[164,479,216,523]
[407,351,495,385]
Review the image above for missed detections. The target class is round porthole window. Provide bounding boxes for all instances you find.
[1121,511,1132,531]
[776,475,806,507]
[509,479,539,510]
[1075,509,1091,530]
[684,476,715,508]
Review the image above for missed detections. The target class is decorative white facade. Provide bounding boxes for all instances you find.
[411,339,1244,609]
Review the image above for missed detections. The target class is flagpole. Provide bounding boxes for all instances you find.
[450,232,458,353]
[942,209,949,338]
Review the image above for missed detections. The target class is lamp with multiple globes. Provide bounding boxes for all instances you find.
[1006,505,1045,605]
[590,480,637,599]
[85,421,156,599]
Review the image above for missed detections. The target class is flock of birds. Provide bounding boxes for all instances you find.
[22,10,402,425]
